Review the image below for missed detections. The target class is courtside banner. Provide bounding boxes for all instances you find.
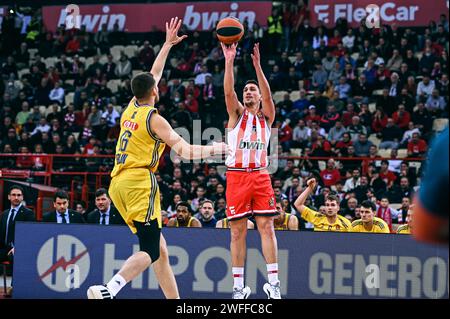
[13,222,448,299]
[309,0,448,28]
[42,2,272,33]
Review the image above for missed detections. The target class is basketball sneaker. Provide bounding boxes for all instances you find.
[232,286,251,299]
[87,285,114,299]
[263,282,281,299]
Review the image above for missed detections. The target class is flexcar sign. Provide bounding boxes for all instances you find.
[310,0,448,28]
[13,222,448,299]
[42,2,273,33]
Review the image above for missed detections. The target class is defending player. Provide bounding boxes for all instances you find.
[87,17,228,299]
[221,42,280,299]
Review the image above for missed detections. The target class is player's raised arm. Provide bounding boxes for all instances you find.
[221,42,244,117]
[251,43,275,126]
[294,178,317,213]
[150,112,228,160]
[150,17,187,85]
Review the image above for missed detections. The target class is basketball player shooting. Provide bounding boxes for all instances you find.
[87,17,228,299]
[221,42,281,299]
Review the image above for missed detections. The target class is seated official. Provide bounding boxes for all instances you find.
[42,190,85,224]
[0,185,35,263]
[86,188,125,225]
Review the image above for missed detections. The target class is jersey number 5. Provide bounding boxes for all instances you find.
[119,130,133,152]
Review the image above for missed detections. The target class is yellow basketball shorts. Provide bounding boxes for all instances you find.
[109,168,162,233]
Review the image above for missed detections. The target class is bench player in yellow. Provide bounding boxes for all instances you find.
[87,17,228,299]
[274,197,299,231]
[351,200,390,233]
[167,201,202,228]
[397,206,413,234]
[294,178,352,232]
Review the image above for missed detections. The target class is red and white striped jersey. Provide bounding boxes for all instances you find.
[226,109,271,169]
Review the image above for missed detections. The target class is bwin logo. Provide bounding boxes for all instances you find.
[239,139,265,150]
[37,235,90,292]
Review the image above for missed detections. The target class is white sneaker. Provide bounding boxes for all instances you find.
[87,285,114,299]
[232,286,251,299]
[263,282,281,299]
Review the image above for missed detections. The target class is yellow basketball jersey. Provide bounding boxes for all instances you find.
[175,217,194,227]
[274,213,291,230]
[351,217,390,233]
[397,224,411,234]
[111,98,165,177]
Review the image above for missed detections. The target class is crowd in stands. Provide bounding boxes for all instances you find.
[0,2,448,232]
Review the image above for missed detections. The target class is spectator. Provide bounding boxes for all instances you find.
[348,116,368,141]
[86,188,125,225]
[15,102,31,126]
[320,159,341,187]
[115,53,132,79]
[379,118,402,149]
[167,202,202,227]
[334,76,351,101]
[268,65,285,92]
[416,75,435,102]
[102,104,120,128]
[292,119,309,148]
[65,35,80,56]
[353,133,373,157]
[311,64,328,91]
[322,51,337,73]
[425,89,447,117]
[376,197,398,232]
[392,104,411,131]
[396,88,415,113]
[194,65,212,86]
[328,62,343,85]
[327,120,347,145]
[342,29,355,52]
[371,108,388,133]
[379,160,397,189]
[102,54,117,80]
[412,102,433,136]
[42,190,85,224]
[320,105,340,132]
[376,88,396,116]
[196,200,217,228]
[419,47,437,75]
[343,168,361,192]
[335,132,353,155]
[342,196,358,220]
[386,49,403,72]
[48,81,65,105]
[400,121,421,147]
[352,74,372,103]
[407,132,428,157]
[309,91,328,115]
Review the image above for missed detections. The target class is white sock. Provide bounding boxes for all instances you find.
[232,267,244,289]
[106,274,127,297]
[267,263,279,285]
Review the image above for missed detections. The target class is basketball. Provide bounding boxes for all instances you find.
[216,17,244,45]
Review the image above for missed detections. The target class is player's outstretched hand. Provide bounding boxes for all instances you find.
[251,42,261,67]
[306,178,317,190]
[211,141,231,157]
[165,17,188,46]
[220,42,238,61]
